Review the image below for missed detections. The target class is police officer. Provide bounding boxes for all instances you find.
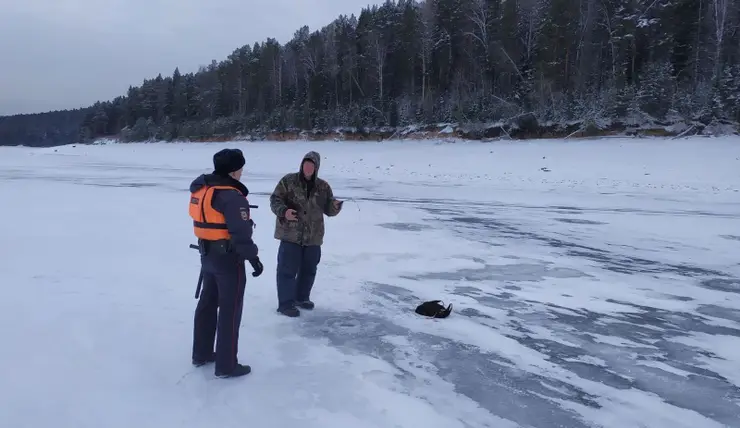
[188,148,263,378]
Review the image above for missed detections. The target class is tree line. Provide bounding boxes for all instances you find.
[2,0,739,146]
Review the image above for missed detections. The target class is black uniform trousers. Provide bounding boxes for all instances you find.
[192,255,246,375]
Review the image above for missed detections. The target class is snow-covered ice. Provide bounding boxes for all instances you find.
[1,136,739,428]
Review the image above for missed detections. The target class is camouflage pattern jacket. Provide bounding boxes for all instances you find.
[269,151,342,246]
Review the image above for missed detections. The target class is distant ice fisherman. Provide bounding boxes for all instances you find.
[270,151,343,317]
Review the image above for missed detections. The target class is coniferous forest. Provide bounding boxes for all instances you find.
[1,0,739,147]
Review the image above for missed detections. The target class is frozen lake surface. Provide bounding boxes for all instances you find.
[1,137,739,428]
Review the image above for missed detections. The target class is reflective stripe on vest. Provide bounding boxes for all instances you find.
[188,185,237,241]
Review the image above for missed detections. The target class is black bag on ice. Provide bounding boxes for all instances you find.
[415,300,453,318]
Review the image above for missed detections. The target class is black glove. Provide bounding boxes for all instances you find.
[249,257,263,277]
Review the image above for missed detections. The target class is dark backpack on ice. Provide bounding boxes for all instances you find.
[415,300,453,318]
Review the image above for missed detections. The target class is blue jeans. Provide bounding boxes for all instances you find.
[276,241,321,309]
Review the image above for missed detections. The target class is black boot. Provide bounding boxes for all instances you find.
[296,300,315,310]
[192,352,216,367]
[216,363,252,378]
[277,306,300,317]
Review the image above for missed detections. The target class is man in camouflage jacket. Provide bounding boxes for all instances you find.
[269,151,342,317]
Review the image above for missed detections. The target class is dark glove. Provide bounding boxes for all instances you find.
[249,257,263,277]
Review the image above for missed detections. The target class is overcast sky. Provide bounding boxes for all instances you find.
[0,0,375,116]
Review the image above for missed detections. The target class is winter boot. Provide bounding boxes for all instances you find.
[216,363,252,378]
[296,300,315,310]
[192,352,216,367]
[277,306,300,317]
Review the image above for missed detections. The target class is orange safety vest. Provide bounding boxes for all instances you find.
[189,185,239,241]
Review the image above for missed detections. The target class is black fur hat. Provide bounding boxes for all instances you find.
[213,148,245,175]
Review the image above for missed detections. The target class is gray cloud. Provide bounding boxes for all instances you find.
[0,0,375,116]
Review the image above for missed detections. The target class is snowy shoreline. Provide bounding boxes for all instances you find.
[107,115,739,145]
